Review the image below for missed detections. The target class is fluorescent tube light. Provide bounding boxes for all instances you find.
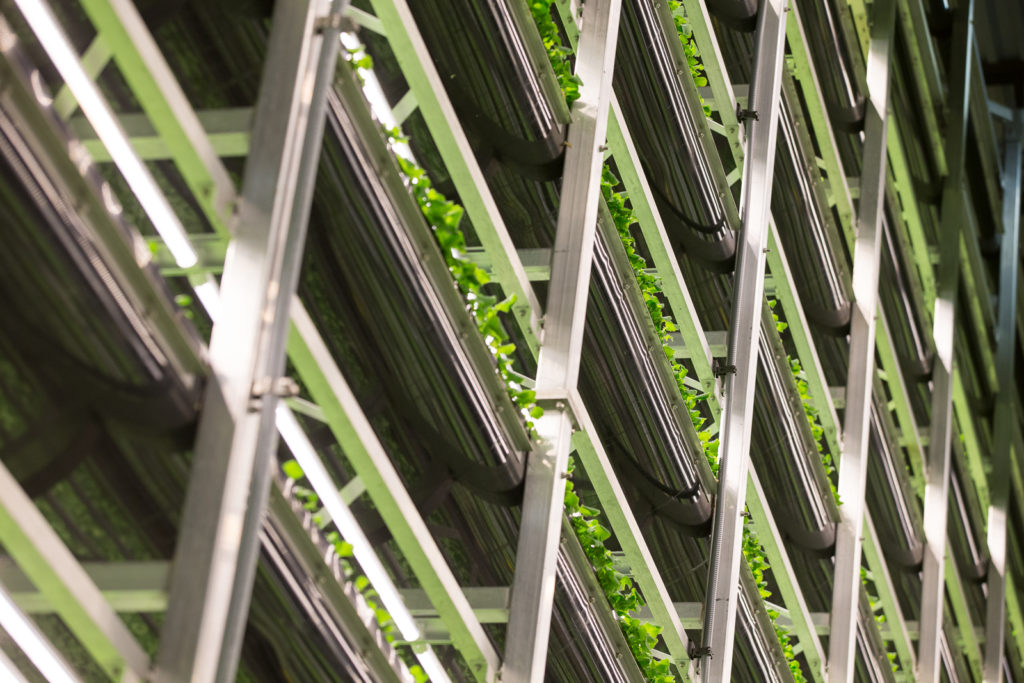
[340,32,414,161]
[0,582,80,683]
[11,0,199,268]
[192,278,223,323]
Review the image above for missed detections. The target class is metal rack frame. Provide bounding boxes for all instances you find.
[0,0,1021,681]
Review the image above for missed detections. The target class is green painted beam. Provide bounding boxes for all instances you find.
[79,0,237,235]
[69,108,252,161]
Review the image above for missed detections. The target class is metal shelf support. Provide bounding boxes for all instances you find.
[983,114,1022,683]
[502,1,622,680]
[828,0,896,677]
[699,0,787,679]
[155,2,341,680]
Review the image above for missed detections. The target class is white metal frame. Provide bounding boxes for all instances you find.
[828,0,895,677]
[3,0,1021,678]
[699,0,787,678]
[503,1,622,680]
[983,114,1022,682]
[288,301,500,681]
[0,461,150,681]
[156,2,337,680]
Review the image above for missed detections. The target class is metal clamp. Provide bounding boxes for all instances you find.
[712,359,737,378]
[736,103,759,122]
[313,12,348,33]
[689,643,713,659]
[533,396,579,430]
[249,376,300,411]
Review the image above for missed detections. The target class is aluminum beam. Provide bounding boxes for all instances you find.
[368,0,543,354]
[552,0,722,412]
[52,36,110,120]
[699,1,787,679]
[918,1,974,679]
[503,2,621,680]
[156,2,338,680]
[983,117,1022,683]
[828,0,895,678]
[0,461,150,680]
[0,647,30,683]
[288,301,499,681]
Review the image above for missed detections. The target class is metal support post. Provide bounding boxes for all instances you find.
[983,116,1022,683]
[918,1,974,680]
[828,0,895,678]
[502,1,621,680]
[699,0,787,679]
[0,579,80,682]
[155,1,341,680]
[368,0,543,354]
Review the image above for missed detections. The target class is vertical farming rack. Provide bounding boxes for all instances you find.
[0,0,1021,681]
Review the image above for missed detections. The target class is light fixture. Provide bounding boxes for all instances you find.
[11,0,199,268]
[340,32,414,162]
[275,403,451,682]
[191,277,223,323]
[0,581,80,683]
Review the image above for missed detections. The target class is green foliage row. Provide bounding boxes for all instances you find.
[565,459,675,682]
[768,300,841,506]
[281,465,430,683]
[390,133,673,675]
[667,1,712,117]
[861,568,900,673]
[387,130,543,432]
[529,0,583,107]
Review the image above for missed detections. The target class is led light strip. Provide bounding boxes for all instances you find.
[11,0,199,268]
[0,582,79,683]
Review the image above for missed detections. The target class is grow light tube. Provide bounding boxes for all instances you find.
[339,32,414,162]
[11,0,199,268]
[274,403,450,683]
[0,581,80,683]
